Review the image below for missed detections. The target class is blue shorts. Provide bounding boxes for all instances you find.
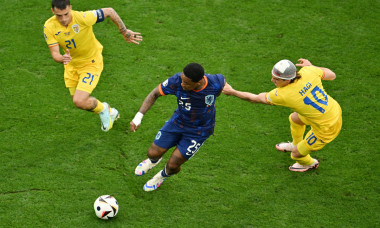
[153,121,210,160]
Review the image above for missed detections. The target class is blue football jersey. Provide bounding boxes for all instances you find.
[159,73,225,136]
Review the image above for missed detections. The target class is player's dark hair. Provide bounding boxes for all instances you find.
[52,0,70,10]
[290,71,302,83]
[183,63,204,82]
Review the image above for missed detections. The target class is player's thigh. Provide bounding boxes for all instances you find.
[297,130,326,156]
[64,64,80,95]
[153,129,181,152]
[177,134,209,160]
[76,60,104,94]
[298,116,342,156]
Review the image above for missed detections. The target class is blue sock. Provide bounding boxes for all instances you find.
[161,167,171,177]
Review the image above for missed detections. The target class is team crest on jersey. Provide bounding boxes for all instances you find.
[205,95,214,105]
[155,131,162,140]
[162,79,168,87]
[72,24,80,33]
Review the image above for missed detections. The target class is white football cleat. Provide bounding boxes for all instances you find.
[275,142,295,152]
[99,103,119,132]
[135,158,162,176]
[289,159,319,172]
[110,107,120,121]
[143,171,166,192]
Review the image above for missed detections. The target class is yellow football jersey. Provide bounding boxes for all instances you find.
[44,9,104,67]
[266,66,342,140]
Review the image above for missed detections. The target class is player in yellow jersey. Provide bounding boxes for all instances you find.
[43,0,142,132]
[223,59,342,172]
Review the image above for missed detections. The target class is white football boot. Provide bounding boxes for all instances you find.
[289,159,319,172]
[99,103,119,132]
[135,158,162,176]
[275,142,295,152]
[110,107,120,122]
[143,171,166,192]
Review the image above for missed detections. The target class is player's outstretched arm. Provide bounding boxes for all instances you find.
[49,46,72,64]
[130,86,162,132]
[296,58,336,80]
[101,7,143,45]
[222,82,268,104]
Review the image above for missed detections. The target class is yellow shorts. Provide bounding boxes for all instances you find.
[297,114,343,156]
[64,55,104,95]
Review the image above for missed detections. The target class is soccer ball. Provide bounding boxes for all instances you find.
[94,195,119,220]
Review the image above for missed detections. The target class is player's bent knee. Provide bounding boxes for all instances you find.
[72,98,87,109]
[147,144,166,159]
[289,113,294,123]
[290,112,302,125]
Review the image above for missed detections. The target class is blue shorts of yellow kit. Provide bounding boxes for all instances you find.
[64,54,104,96]
[297,114,343,156]
[153,121,210,160]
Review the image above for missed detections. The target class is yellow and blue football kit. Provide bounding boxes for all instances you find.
[266,66,342,156]
[44,9,105,95]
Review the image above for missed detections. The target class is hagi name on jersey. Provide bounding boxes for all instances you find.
[299,82,312,96]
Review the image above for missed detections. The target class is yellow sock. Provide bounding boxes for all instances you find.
[91,100,104,114]
[291,154,314,165]
[289,114,306,145]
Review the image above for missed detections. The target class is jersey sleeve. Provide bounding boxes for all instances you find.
[79,10,103,27]
[43,24,58,47]
[266,88,282,106]
[215,74,226,96]
[299,66,325,79]
[93,9,105,23]
[159,73,181,96]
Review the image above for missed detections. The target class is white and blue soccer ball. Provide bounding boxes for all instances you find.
[94,195,119,220]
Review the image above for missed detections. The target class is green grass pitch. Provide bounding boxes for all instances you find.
[0,0,379,227]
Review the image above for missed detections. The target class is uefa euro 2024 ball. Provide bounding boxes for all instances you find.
[94,195,119,220]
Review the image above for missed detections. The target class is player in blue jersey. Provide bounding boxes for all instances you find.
[130,63,226,191]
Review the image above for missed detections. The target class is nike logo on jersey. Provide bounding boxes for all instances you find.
[181,97,190,100]
[55,31,61,36]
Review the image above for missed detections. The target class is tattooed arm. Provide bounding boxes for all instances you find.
[130,86,162,132]
[101,8,143,45]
